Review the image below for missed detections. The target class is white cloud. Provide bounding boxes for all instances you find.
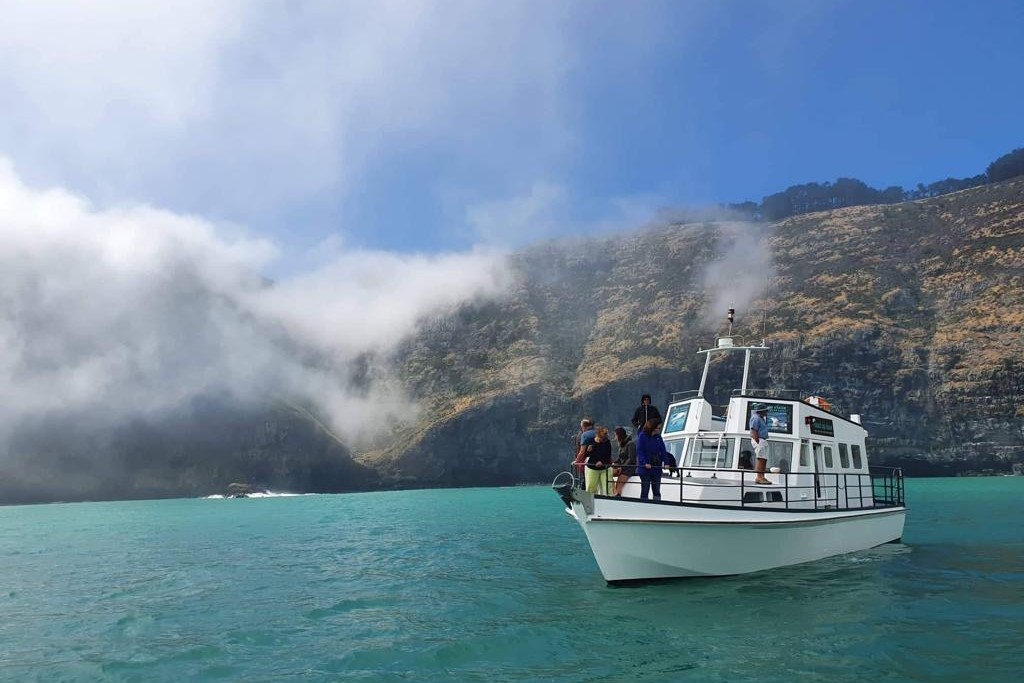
[0,159,511,446]
[697,221,776,332]
[466,183,672,247]
[246,247,511,357]
[0,1,579,231]
[466,182,569,247]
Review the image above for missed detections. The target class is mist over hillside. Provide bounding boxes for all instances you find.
[375,177,1024,486]
[0,160,509,503]
[2,174,1022,504]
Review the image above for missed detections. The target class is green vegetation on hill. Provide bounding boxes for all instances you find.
[987,147,1024,184]
[729,145,1023,222]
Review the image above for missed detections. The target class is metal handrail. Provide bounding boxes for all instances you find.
[669,390,701,402]
[570,461,905,511]
[730,388,805,398]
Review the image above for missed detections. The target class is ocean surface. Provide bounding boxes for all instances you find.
[1,478,1021,682]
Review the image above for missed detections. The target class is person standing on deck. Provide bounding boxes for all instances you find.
[573,419,596,478]
[749,403,772,485]
[636,418,669,501]
[584,427,612,495]
[573,419,595,457]
[631,394,662,435]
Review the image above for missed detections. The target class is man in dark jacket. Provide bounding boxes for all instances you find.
[631,394,662,434]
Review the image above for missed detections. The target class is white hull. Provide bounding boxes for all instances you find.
[569,496,906,581]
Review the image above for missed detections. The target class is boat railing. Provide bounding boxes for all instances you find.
[730,388,805,399]
[669,390,701,402]
[670,388,817,402]
[730,388,852,415]
[575,462,905,511]
[868,466,905,507]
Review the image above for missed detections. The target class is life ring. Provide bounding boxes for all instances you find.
[805,395,832,412]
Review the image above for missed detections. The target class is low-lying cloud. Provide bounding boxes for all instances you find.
[695,219,777,335]
[0,159,511,450]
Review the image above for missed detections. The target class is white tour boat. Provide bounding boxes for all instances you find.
[554,329,906,582]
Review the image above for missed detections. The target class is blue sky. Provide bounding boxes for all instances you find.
[1,0,1022,268]
[0,0,1022,443]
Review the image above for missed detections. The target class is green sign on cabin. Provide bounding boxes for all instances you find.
[808,416,835,437]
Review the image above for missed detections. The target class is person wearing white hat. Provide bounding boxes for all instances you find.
[749,403,772,485]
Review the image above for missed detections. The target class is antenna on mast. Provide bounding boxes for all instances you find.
[727,307,735,337]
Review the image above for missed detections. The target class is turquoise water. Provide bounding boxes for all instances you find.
[1,478,1021,682]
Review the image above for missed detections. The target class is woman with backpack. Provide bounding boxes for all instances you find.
[636,418,670,501]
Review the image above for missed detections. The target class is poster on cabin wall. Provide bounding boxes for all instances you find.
[747,402,793,434]
[663,403,691,435]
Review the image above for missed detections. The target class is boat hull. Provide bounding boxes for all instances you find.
[569,496,906,581]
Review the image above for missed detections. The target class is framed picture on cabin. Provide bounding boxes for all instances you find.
[747,402,793,435]
[662,403,691,435]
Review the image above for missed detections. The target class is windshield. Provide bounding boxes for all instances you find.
[685,437,735,468]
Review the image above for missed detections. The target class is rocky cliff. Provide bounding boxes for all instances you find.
[367,178,1024,484]
[0,398,376,504]
[3,179,1021,505]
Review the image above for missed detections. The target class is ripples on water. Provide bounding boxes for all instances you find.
[1,478,1021,682]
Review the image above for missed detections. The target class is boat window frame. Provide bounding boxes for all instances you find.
[851,444,864,469]
[823,445,834,469]
[664,437,688,466]
[740,438,794,473]
[838,443,850,469]
[686,436,735,469]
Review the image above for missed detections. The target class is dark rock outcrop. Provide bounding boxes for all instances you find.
[0,398,376,505]
[225,482,262,498]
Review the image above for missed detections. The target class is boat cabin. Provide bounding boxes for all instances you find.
[611,335,904,511]
[659,393,874,509]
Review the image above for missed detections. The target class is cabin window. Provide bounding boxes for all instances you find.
[799,442,809,467]
[687,437,734,468]
[665,438,687,466]
[838,443,850,469]
[823,446,834,468]
[740,439,793,472]
[771,442,794,473]
[851,445,863,469]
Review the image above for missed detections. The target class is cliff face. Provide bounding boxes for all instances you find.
[374,178,1024,484]
[3,180,1021,504]
[0,398,376,504]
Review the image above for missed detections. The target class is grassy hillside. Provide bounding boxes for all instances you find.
[369,178,1024,484]
[5,179,1020,504]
